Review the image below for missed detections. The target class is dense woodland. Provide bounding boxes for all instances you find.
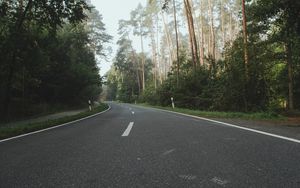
[0,0,299,123]
[0,0,111,121]
[106,0,300,112]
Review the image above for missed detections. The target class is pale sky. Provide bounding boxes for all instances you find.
[91,0,146,76]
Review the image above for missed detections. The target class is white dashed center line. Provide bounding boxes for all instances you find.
[122,122,134,137]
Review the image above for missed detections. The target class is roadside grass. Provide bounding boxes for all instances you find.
[137,103,285,120]
[0,103,109,140]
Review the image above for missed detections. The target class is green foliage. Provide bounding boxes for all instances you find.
[0,1,111,121]
[106,37,152,103]
[0,103,109,140]
[138,103,284,120]
[105,0,300,114]
[139,83,159,105]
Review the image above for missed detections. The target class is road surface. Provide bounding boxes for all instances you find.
[0,102,299,187]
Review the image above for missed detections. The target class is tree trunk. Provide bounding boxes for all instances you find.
[286,40,294,110]
[220,0,226,55]
[172,0,180,87]
[208,0,215,60]
[185,1,196,68]
[242,0,249,111]
[184,0,199,69]
[150,20,158,89]
[140,34,145,91]
[155,14,163,84]
[127,35,141,95]
[229,12,233,44]
[190,0,202,66]
[199,0,205,66]
[242,0,249,79]
[161,11,175,67]
[3,0,33,120]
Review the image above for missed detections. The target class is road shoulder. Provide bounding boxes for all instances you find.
[0,103,110,141]
[212,118,300,140]
[132,103,300,141]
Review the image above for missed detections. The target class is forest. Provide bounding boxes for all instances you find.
[106,0,300,113]
[0,0,111,121]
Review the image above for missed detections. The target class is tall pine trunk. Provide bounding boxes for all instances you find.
[172,0,180,86]
[161,11,175,67]
[184,0,199,68]
[140,32,145,91]
[128,36,141,95]
[220,0,226,55]
[150,17,158,89]
[242,0,249,79]
[208,0,215,61]
[242,0,249,111]
[286,34,294,110]
[199,0,205,66]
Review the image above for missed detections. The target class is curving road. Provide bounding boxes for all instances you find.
[0,102,300,187]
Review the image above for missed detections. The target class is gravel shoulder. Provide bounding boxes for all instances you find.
[212,117,300,140]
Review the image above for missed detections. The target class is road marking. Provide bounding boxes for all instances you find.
[162,149,176,156]
[122,122,134,137]
[131,111,135,115]
[211,177,229,186]
[195,117,300,144]
[131,105,300,144]
[0,105,111,144]
[179,174,197,181]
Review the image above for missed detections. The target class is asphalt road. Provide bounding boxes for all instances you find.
[0,102,300,187]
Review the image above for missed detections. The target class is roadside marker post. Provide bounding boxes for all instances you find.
[88,100,92,111]
[171,97,175,109]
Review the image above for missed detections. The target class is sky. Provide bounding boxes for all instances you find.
[91,0,146,76]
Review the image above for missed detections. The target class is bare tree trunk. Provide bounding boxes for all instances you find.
[129,38,141,94]
[155,14,163,85]
[172,0,180,87]
[140,34,145,91]
[208,0,215,60]
[286,39,294,110]
[190,0,202,66]
[242,0,249,79]
[161,11,175,66]
[199,0,205,66]
[186,0,200,66]
[229,12,233,44]
[150,20,158,89]
[184,0,199,69]
[241,0,249,111]
[185,1,196,68]
[220,0,226,55]
[154,55,157,89]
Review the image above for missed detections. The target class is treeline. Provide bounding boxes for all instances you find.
[106,0,300,112]
[0,0,111,121]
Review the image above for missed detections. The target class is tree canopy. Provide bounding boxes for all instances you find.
[106,0,300,113]
[0,0,111,121]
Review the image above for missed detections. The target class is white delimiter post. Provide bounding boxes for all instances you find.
[88,100,92,111]
[171,97,175,109]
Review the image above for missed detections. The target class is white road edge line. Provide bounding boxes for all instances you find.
[132,105,300,144]
[122,122,134,137]
[0,105,111,144]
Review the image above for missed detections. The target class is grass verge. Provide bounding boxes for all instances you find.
[0,103,109,140]
[137,103,285,120]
